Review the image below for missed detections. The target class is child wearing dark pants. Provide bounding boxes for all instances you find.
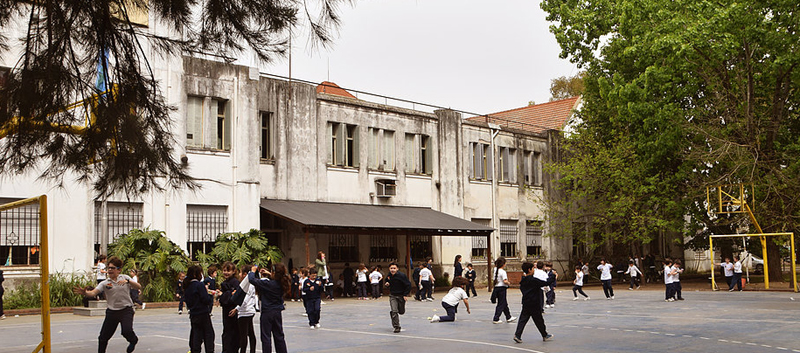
[491,257,517,324]
[465,264,477,297]
[544,262,557,307]
[385,262,412,333]
[430,277,470,323]
[185,265,215,353]
[572,265,589,300]
[248,266,291,353]
[218,262,241,353]
[513,262,555,343]
[303,270,322,329]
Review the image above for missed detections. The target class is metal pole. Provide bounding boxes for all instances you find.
[487,234,492,292]
[100,199,108,256]
[791,233,797,293]
[709,236,717,291]
[39,195,51,353]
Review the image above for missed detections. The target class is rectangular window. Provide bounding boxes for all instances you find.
[404,133,432,175]
[186,96,204,148]
[523,151,532,185]
[186,205,228,261]
[0,198,41,265]
[94,202,144,255]
[369,234,397,263]
[368,127,380,169]
[499,147,517,183]
[260,111,273,160]
[420,135,431,175]
[368,128,396,171]
[327,122,358,167]
[383,130,395,171]
[526,220,543,259]
[213,99,230,150]
[186,96,230,151]
[532,152,542,186]
[482,144,493,181]
[329,234,359,262]
[499,219,518,258]
[405,133,416,173]
[409,235,431,262]
[345,124,359,167]
[470,218,490,260]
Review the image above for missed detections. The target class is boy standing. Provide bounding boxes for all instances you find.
[302,267,322,329]
[412,263,422,301]
[419,263,435,301]
[513,262,555,343]
[385,262,412,333]
[544,262,558,308]
[465,263,477,297]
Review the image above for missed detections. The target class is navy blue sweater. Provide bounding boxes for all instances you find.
[248,272,286,312]
[184,279,212,316]
[519,274,553,308]
[386,271,412,296]
[302,278,323,300]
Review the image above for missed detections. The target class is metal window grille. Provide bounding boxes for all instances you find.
[409,235,431,262]
[0,198,41,265]
[499,220,518,257]
[369,234,397,263]
[186,205,228,260]
[329,234,359,262]
[94,202,144,245]
[525,220,543,259]
[470,218,490,260]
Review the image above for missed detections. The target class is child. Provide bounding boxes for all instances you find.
[232,264,257,353]
[597,258,614,299]
[513,262,555,343]
[290,268,301,302]
[544,261,558,308]
[184,265,215,353]
[412,262,422,301]
[248,264,291,353]
[0,269,4,320]
[491,257,517,324]
[385,262,412,333]
[176,271,187,314]
[204,266,218,314]
[572,265,589,300]
[533,261,548,311]
[730,256,743,291]
[370,266,383,299]
[299,268,309,316]
[218,262,240,353]
[419,262,435,301]
[672,260,684,300]
[96,255,107,300]
[717,257,734,289]
[625,260,643,290]
[663,259,675,301]
[356,263,369,300]
[128,269,145,310]
[430,277,470,322]
[302,267,322,329]
[465,263,477,297]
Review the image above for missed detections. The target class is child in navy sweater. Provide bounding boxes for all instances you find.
[185,265,215,353]
[302,267,323,329]
[513,262,555,344]
[544,261,558,308]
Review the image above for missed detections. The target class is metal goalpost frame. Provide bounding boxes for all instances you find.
[0,195,50,353]
[709,232,797,293]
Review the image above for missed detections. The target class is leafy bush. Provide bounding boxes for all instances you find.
[5,272,94,310]
[109,228,190,302]
[197,229,283,269]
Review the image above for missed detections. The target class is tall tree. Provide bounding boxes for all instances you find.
[549,72,585,100]
[0,0,346,198]
[542,0,800,278]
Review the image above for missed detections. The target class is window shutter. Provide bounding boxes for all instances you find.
[486,145,493,181]
[509,149,517,183]
[352,125,360,167]
[424,136,432,175]
[186,97,203,147]
[383,130,395,170]
[335,123,344,166]
[502,147,510,181]
[468,143,474,179]
[327,122,333,164]
[223,101,232,151]
[523,152,531,185]
[474,143,482,179]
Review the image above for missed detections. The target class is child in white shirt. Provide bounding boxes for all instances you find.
[419,265,435,301]
[572,265,589,300]
[369,267,383,299]
[597,259,614,299]
[625,261,643,290]
[429,277,470,322]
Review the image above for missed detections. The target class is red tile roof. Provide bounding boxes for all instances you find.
[316,81,357,99]
[466,96,581,133]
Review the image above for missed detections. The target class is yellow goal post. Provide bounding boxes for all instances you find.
[0,196,50,353]
[709,232,797,293]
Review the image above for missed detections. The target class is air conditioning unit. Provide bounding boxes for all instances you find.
[375,179,397,198]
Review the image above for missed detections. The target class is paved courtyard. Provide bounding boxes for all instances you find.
[1,286,799,353]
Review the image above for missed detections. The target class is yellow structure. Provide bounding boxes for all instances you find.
[0,196,50,353]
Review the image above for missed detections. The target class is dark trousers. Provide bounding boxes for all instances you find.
[189,313,215,353]
[305,298,321,326]
[371,283,381,298]
[98,307,137,353]
[291,285,300,300]
[237,316,256,353]
[572,285,588,298]
[601,279,614,298]
[439,302,458,322]
[1,290,4,315]
[178,295,185,311]
[421,280,432,299]
[514,305,547,339]
[724,275,733,288]
[259,309,287,353]
[665,282,675,300]
[466,281,477,296]
[129,289,143,306]
[629,276,640,288]
[389,295,406,329]
[221,307,240,353]
[545,287,556,305]
[357,282,368,297]
[492,287,511,321]
[324,282,334,300]
[731,273,743,290]
[344,280,353,296]
[674,281,683,299]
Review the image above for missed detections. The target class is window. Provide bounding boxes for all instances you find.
[420,135,431,174]
[94,202,144,255]
[0,198,40,265]
[383,130,395,170]
[404,133,415,173]
[186,205,228,260]
[470,219,490,260]
[329,234,359,262]
[260,111,274,160]
[369,235,397,263]
[523,151,542,186]
[409,235,431,262]
[328,122,359,167]
[404,133,432,175]
[526,220,543,259]
[499,147,517,183]
[368,128,396,171]
[499,219,518,257]
[186,96,231,150]
[469,142,492,181]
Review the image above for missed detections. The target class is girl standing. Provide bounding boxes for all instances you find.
[248,264,291,353]
[356,263,369,300]
[184,265,215,353]
[429,277,470,322]
[218,262,241,353]
[453,255,463,278]
[369,266,383,299]
[231,265,257,353]
[491,257,517,324]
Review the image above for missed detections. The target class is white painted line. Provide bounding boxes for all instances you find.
[700,337,710,340]
[746,343,757,346]
[637,330,646,333]
[597,327,606,330]
[610,328,619,331]
[762,345,773,348]
[624,329,633,332]
[682,335,692,338]
[649,332,660,335]
[730,341,741,344]
[719,339,729,342]
[664,333,675,336]
[776,347,788,351]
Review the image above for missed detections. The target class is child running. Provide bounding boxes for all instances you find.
[491,257,517,324]
[597,259,614,299]
[544,261,558,308]
[513,261,555,343]
[430,277,470,322]
[572,265,589,300]
[248,264,291,353]
[302,266,323,329]
[625,260,643,290]
[370,266,383,299]
[385,262,412,333]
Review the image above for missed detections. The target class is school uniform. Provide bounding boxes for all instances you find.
[291,273,300,300]
[234,285,258,353]
[722,262,734,288]
[672,265,683,299]
[514,274,554,341]
[597,263,614,298]
[730,261,743,291]
[176,279,186,312]
[247,272,288,353]
[625,265,642,288]
[545,270,557,306]
[94,275,139,353]
[369,270,383,299]
[356,269,369,298]
[465,269,477,297]
[219,276,241,353]
[302,278,322,327]
[419,267,434,300]
[203,276,217,313]
[491,268,513,322]
[664,265,675,300]
[572,271,589,298]
[185,279,215,353]
[386,270,412,332]
[439,287,468,321]
[411,267,422,300]
[454,262,464,277]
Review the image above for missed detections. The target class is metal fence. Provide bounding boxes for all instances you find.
[186,205,228,260]
[0,198,40,265]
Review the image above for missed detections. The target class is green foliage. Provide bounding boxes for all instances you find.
[5,273,94,310]
[434,276,451,288]
[550,72,586,100]
[108,228,190,302]
[197,229,283,269]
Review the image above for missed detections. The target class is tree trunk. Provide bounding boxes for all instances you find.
[766,238,783,283]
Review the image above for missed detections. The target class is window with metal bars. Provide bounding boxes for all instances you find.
[526,220,543,258]
[0,198,40,265]
[470,219,490,260]
[329,234,359,262]
[499,220,518,258]
[186,205,228,260]
[369,234,397,263]
[94,202,144,255]
[409,235,431,263]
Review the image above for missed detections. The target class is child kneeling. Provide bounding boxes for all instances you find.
[430,277,470,322]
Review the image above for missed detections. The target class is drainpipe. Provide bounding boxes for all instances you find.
[488,123,501,261]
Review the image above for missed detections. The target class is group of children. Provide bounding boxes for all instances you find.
[663,258,685,301]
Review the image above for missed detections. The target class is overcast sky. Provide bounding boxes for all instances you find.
[261,0,579,116]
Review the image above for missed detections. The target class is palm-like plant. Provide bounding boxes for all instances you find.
[109,228,191,301]
[197,229,282,269]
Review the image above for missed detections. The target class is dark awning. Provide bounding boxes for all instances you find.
[260,199,494,236]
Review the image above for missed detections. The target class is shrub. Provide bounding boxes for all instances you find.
[197,229,283,270]
[5,272,94,310]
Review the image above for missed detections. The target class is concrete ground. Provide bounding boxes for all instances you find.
[1,285,799,353]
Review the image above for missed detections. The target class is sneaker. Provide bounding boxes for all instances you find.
[126,341,136,353]
[544,304,550,309]
[607,297,612,300]
[315,323,321,328]
[550,304,555,308]
[321,301,326,305]
[393,327,401,333]
[426,298,434,302]
[628,288,634,290]
[543,334,554,341]
[302,313,308,316]
[572,297,579,301]
[0,315,5,320]
[430,315,440,323]
[611,296,615,300]
[493,320,503,324]
[584,297,590,301]
[178,310,183,315]
[513,336,523,343]
[507,316,517,323]
[310,326,316,330]
[637,286,641,289]
[141,303,146,310]
[729,289,734,292]
[677,298,684,301]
